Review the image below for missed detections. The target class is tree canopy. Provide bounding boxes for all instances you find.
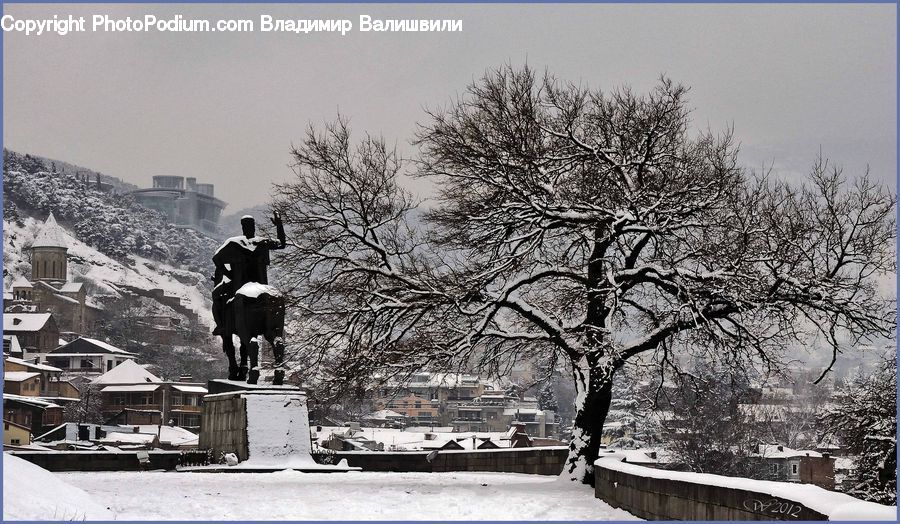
[273,66,895,483]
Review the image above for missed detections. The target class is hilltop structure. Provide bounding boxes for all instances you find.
[129,176,226,237]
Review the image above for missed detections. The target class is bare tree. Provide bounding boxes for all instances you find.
[273,66,895,483]
[657,367,764,477]
[64,383,104,425]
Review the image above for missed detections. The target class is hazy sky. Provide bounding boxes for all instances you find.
[3,3,896,212]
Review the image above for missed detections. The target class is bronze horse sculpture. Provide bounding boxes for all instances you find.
[212,213,287,385]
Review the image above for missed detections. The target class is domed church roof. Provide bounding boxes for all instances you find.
[32,212,68,249]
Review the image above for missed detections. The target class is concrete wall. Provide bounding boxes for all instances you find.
[10,451,181,471]
[594,458,846,520]
[326,447,567,475]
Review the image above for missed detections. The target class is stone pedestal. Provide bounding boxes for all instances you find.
[197,383,357,472]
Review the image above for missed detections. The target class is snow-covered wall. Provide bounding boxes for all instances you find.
[594,455,896,521]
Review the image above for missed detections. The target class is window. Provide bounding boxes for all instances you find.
[140,393,154,405]
[112,395,126,406]
[11,439,20,445]
[80,358,95,369]
[770,463,780,475]
[791,463,799,475]
[107,360,113,371]
[172,393,183,406]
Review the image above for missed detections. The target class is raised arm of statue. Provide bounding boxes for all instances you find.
[270,210,287,249]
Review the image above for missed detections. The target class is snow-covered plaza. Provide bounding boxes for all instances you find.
[4,455,638,520]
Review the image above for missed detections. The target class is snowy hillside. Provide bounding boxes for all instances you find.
[3,149,218,273]
[4,214,213,326]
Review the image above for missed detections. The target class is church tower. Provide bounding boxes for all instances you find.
[31,212,69,284]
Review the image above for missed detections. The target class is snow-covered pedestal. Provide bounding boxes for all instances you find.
[196,385,357,472]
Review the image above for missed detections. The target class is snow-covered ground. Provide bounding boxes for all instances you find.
[3,455,114,520]
[36,468,638,520]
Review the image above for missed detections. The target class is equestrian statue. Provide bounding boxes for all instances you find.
[212,212,287,385]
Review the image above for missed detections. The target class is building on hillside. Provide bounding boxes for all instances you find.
[2,312,60,354]
[3,372,42,396]
[752,444,836,490]
[129,176,226,237]
[93,360,207,429]
[7,213,101,335]
[45,337,137,375]
[3,393,64,438]
[373,394,441,426]
[361,409,408,428]
[372,373,558,437]
[3,355,79,401]
[3,335,25,360]
[444,389,558,437]
[3,419,32,447]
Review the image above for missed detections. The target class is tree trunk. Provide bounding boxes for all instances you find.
[565,358,615,485]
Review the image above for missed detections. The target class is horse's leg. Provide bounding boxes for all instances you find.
[222,334,239,380]
[247,336,260,385]
[235,337,248,381]
[263,331,284,386]
[266,297,287,386]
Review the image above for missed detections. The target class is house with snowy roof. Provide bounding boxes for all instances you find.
[3,334,25,360]
[3,312,60,354]
[7,213,101,336]
[3,393,64,439]
[92,360,208,429]
[4,355,80,401]
[3,372,42,397]
[752,443,836,489]
[45,337,137,374]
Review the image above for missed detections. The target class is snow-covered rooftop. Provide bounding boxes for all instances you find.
[316,426,514,451]
[32,212,68,249]
[4,371,41,382]
[3,313,52,332]
[172,384,208,394]
[754,444,823,459]
[58,282,83,293]
[129,425,199,446]
[92,359,162,385]
[53,337,136,356]
[3,393,61,409]
[100,384,161,393]
[11,276,32,288]
[363,409,407,420]
[100,432,158,444]
[3,335,23,355]
[3,356,63,373]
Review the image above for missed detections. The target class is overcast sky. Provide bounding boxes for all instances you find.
[3,3,895,212]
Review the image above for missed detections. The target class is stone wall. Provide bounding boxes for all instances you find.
[10,451,181,471]
[594,456,895,521]
[198,393,248,460]
[328,447,567,475]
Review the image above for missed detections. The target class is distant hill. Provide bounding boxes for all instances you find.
[7,149,140,193]
[3,149,217,275]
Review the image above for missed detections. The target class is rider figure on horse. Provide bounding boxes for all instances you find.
[212,212,287,384]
